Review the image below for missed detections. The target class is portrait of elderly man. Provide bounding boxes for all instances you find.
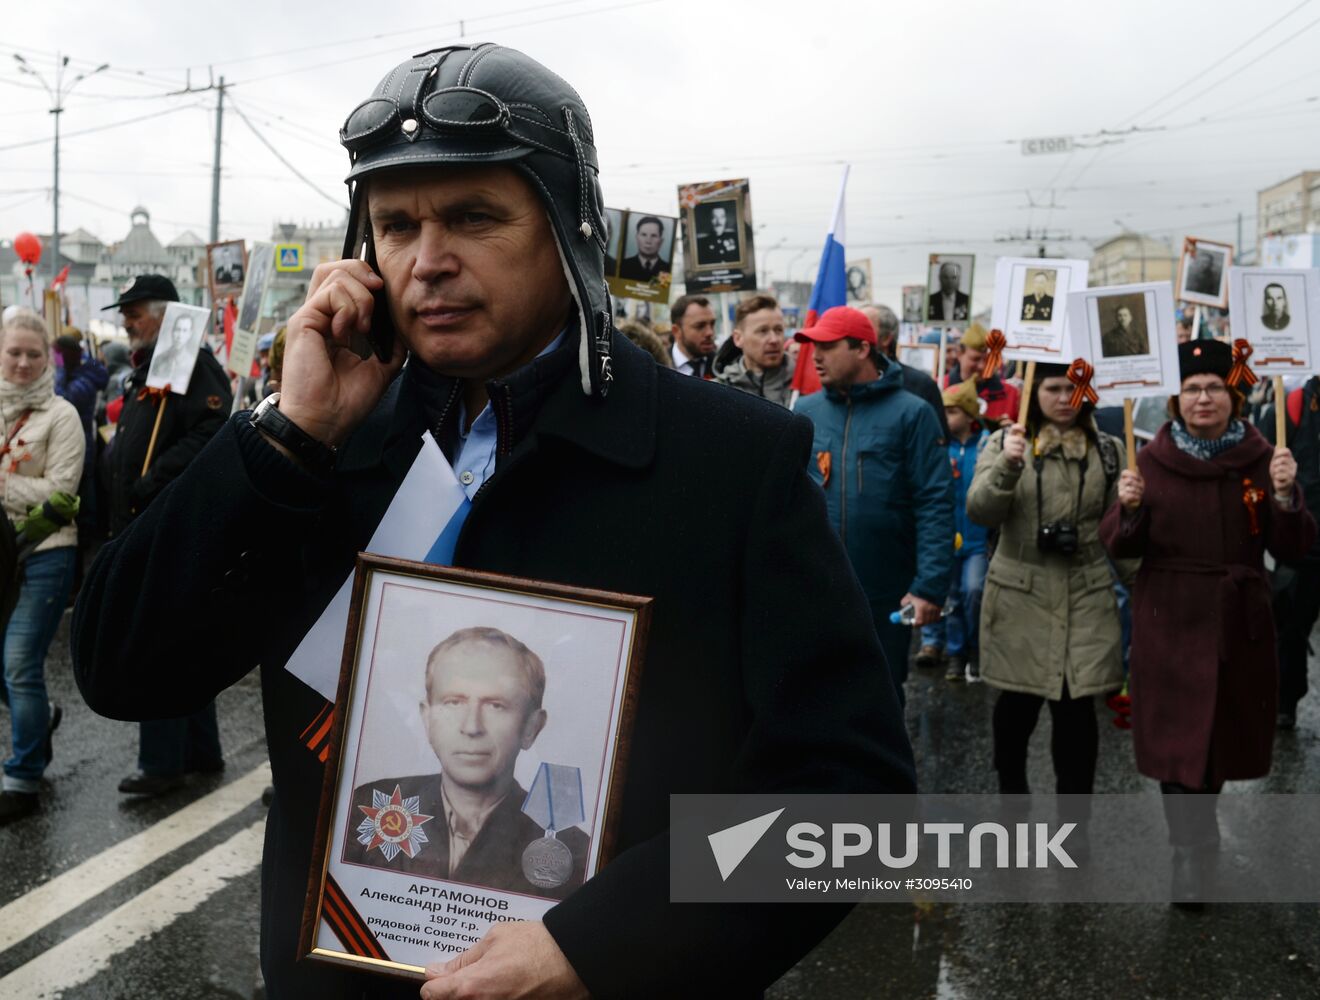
[1020,270,1055,322]
[1101,302,1150,358]
[149,312,198,388]
[618,216,671,281]
[344,626,589,898]
[927,261,969,321]
[1262,282,1291,331]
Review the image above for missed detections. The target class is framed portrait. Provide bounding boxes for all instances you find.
[302,556,651,982]
[1227,267,1320,376]
[901,284,926,324]
[677,178,757,294]
[146,303,210,394]
[897,342,938,378]
[606,208,677,304]
[924,253,975,326]
[991,256,1090,362]
[602,208,624,279]
[229,241,275,377]
[1131,394,1169,441]
[1065,281,1180,399]
[845,259,872,305]
[1176,237,1233,308]
[207,239,247,304]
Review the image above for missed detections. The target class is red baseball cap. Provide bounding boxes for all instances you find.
[793,305,876,345]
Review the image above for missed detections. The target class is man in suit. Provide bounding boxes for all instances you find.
[1263,283,1291,331]
[1101,305,1149,358]
[345,627,589,897]
[697,205,740,265]
[927,262,969,321]
[1020,270,1054,322]
[618,216,670,281]
[73,44,915,1000]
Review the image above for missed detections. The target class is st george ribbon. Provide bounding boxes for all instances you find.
[284,430,469,700]
[521,763,587,890]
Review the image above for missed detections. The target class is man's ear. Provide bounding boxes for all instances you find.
[732,326,745,349]
[520,708,548,749]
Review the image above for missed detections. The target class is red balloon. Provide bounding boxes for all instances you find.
[14,232,41,266]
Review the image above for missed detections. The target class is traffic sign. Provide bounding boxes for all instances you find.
[274,243,304,272]
[1020,136,1074,156]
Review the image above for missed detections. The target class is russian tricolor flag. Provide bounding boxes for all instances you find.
[790,165,850,400]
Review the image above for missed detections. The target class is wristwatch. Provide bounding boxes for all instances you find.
[250,393,338,473]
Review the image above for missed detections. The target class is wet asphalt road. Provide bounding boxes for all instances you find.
[1,613,1318,999]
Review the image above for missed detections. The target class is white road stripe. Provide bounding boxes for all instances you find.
[0,820,266,999]
[0,762,270,954]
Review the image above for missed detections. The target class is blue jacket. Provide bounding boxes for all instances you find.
[949,429,989,557]
[798,360,955,612]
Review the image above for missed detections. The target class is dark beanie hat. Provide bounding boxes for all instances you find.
[1178,339,1232,381]
[1034,362,1069,380]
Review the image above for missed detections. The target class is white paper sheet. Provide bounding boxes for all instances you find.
[283,430,467,700]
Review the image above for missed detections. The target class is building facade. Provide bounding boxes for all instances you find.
[1088,233,1176,287]
[1257,171,1320,247]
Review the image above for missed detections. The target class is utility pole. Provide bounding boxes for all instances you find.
[13,53,108,283]
[209,75,225,244]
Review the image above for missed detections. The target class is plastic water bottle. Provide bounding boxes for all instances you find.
[889,597,958,626]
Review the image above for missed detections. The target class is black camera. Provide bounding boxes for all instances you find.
[1037,521,1079,556]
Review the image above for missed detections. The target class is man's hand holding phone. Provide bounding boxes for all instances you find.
[277,259,405,448]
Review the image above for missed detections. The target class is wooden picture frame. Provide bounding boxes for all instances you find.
[300,555,651,982]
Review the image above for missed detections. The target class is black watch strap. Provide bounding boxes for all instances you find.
[250,393,338,473]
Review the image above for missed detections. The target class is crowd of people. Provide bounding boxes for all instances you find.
[0,40,1314,999]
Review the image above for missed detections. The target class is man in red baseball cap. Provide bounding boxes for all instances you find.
[795,306,954,706]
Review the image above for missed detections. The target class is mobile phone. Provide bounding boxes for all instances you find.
[341,199,396,363]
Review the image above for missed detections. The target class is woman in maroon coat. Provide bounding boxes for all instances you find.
[1100,339,1315,904]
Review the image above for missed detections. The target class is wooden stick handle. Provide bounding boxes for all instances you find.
[1016,361,1036,427]
[1123,398,1136,471]
[141,395,169,477]
[1275,375,1287,447]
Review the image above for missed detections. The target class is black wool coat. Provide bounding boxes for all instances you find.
[108,346,232,536]
[72,332,915,999]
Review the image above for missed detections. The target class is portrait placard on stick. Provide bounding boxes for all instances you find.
[1176,237,1232,309]
[146,303,211,395]
[991,257,1089,362]
[924,253,974,325]
[303,556,650,982]
[229,241,274,377]
[1227,267,1320,376]
[206,239,247,305]
[846,259,872,304]
[677,178,756,294]
[901,284,926,324]
[1065,282,1180,399]
[604,208,677,304]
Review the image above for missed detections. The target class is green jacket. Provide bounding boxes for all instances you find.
[967,424,1132,700]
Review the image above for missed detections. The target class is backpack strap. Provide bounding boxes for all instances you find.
[1095,432,1120,493]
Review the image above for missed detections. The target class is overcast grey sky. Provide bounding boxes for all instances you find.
[3,0,1318,312]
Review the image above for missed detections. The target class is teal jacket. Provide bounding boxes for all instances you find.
[797,360,955,612]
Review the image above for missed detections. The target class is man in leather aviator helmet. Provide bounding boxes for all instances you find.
[72,44,914,999]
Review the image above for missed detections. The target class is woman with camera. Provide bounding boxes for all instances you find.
[967,363,1129,799]
[1100,340,1314,903]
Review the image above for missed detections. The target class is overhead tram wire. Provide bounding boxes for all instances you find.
[1118,0,1316,127]
[226,96,347,211]
[0,101,207,152]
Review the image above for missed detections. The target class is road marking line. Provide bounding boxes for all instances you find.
[0,820,266,999]
[0,761,270,954]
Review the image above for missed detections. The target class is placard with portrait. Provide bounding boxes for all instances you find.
[991,257,1090,362]
[1227,266,1320,376]
[604,208,678,304]
[303,556,650,982]
[1065,281,1180,399]
[677,178,756,294]
[1176,236,1233,309]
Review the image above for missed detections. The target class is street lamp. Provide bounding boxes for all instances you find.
[14,53,109,284]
